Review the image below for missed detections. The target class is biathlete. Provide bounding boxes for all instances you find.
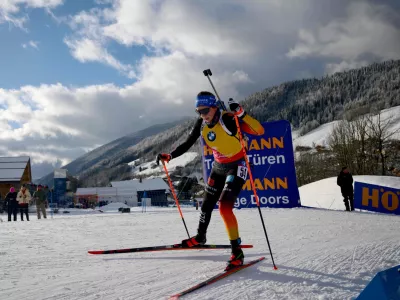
[157,91,264,270]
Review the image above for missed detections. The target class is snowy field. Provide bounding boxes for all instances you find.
[292,105,400,148]
[1,175,400,300]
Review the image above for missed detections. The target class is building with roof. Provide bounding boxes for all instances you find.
[75,178,170,207]
[111,178,170,206]
[0,156,32,199]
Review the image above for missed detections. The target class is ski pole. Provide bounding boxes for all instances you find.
[203,69,227,111]
[202,68,277,270]
[231,103,278,270]
[162,161,191,239]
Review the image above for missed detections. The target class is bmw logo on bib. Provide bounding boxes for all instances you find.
[207,131,216,142]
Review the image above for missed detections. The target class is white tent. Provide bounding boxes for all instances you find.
[111,178,169,191]
[75,187,138,207]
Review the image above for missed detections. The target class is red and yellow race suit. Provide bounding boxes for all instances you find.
[171,110,264,163]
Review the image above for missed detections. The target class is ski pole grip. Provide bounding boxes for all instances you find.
[203,69,212,76]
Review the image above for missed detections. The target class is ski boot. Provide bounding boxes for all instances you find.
[225,238,244,271]
[181,233,207,248]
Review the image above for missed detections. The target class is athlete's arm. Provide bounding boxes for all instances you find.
[227,99,264,136]
[170,118,202,158]
[221,112,264,136]
[240,114,265,136]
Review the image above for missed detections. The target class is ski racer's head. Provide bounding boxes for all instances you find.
[195,91,218,124]
[10,187,15,193]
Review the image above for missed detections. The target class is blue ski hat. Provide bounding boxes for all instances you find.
[196,92,217,108]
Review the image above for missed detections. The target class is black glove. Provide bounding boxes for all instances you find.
[156,153,172,165]
[228,98,245,118]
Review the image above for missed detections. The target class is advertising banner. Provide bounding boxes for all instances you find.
[201,120,300,209]
[354,181,400,215]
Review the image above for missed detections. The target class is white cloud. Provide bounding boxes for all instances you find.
[101,0,314,57]
[102,0,243,56]
[0,53,246,177]
[325,60,370,75]
[29,40,39,49]
[287,2,400,64]
[0,0,63,29]
[64,9,136,78]
[64,37,135,78]
[22,40,39,49]
[64,1,317,79]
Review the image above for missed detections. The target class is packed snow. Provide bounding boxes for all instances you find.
[1,176,400,299]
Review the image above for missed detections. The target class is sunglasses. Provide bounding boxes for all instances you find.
[196,107,211,115]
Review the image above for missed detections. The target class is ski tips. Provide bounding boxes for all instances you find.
[88,250,103,255]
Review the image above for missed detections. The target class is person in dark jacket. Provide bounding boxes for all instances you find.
[33,184,47,219]
[337,167,354,211]
[5,187,18,221]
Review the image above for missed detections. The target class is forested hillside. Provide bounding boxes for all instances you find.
[245,60,400,135]
[40,60,400,187]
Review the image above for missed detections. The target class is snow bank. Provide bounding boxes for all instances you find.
[299,175,400,210]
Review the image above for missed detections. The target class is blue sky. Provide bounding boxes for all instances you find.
[0,0,399,179]
[0,0,145,89]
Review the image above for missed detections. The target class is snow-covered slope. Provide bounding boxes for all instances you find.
[130,152,199,176]
[1,176,400,300]
[299,175,400,210]
[293,105,400,148]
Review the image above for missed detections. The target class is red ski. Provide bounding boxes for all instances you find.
[88,244,253,255]
[169,256,265,299]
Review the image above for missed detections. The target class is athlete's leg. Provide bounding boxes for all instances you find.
[219,171,245,241]
[181,168,225,247]
[218,164,247,269]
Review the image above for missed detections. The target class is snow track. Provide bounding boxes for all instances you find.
[1,207,399,300]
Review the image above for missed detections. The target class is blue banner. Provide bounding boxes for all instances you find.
[201,120,300,209]
[354,182,400,215]
[53,178,67,204]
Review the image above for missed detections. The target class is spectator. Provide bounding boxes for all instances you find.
[5,187,18,221]
[17,184,32,221]
[0,194,3,213]
[337,167,354,211]
[33,184,47,219]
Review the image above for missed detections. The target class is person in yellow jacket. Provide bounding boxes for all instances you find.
[157,91,264,270]
[17,184,32,221]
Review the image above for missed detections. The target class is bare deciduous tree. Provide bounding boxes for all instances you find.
[328,110,400,176]
[367,110,400,175]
